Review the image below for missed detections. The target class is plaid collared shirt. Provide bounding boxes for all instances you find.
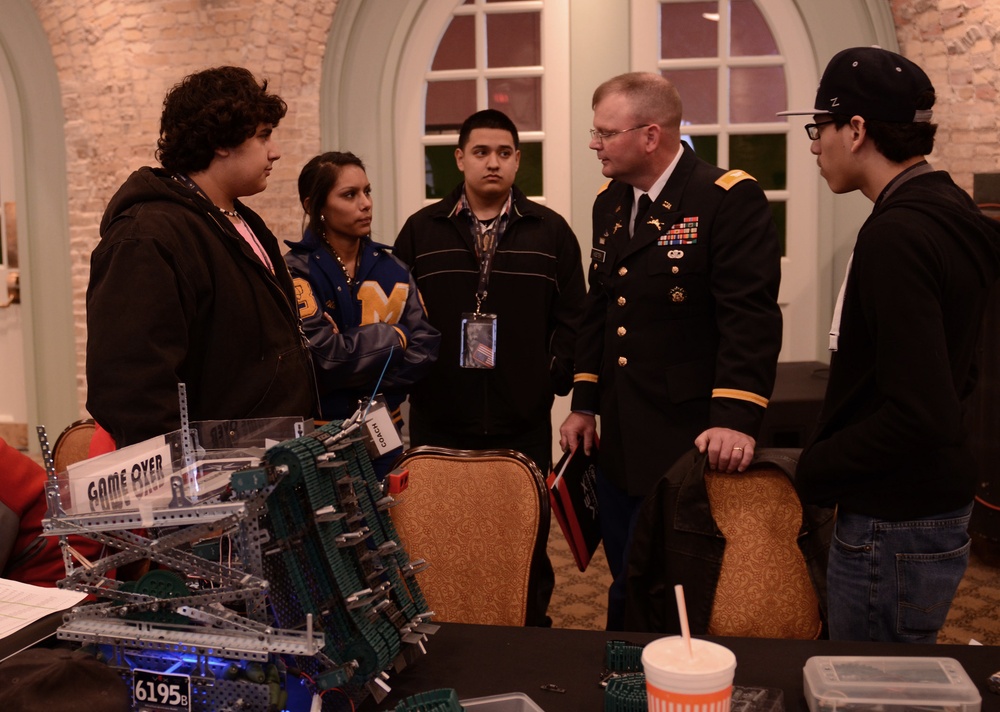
[458,189,513,261]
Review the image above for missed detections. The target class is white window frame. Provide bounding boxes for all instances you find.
[395,0,570,224]
[630,0,819,362]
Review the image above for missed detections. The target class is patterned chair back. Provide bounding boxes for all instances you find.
[390,446,548,626]
[705,465,823,639]
[52,418,96,473]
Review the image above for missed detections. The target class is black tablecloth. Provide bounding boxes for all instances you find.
[372,623,1000,711]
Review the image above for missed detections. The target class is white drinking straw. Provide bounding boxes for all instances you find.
[674,583,694,659]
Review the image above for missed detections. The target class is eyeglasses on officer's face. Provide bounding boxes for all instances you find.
[805,120,836,141]
[589,124,653,144]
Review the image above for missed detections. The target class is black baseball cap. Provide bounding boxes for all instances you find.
[778,46,934,122]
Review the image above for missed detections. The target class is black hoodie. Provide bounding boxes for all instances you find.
[797,169,1000,518]
[86,167,316,446]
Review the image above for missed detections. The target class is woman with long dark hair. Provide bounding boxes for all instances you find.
[285,152,440,477]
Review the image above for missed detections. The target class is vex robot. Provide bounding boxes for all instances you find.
[38,387,434,711]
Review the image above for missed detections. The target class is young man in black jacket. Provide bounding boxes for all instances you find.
[394,109,586,626]
[87,67,316,447]
[783,47,1000,643]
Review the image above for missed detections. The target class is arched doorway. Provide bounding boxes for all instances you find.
[0,0,78,449]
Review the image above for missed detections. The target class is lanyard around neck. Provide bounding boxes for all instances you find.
[471,214,501,314]
[467,192,511,314]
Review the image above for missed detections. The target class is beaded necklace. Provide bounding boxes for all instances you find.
[326,241,359,287]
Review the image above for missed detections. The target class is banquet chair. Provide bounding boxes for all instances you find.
[389,446,549,626]
[52,418,96,473]
[704,462,824,639]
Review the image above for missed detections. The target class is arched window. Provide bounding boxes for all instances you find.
[424,0,544,199]
[631,0,819,360]
[396,0,570,216]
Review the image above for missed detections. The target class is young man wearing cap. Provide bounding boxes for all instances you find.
[782,47,1000,643]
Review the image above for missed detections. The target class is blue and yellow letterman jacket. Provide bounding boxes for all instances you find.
[284,228,440,422]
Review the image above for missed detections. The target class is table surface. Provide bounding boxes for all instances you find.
[371,623,1000,711]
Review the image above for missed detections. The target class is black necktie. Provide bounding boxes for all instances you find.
[634,193,652,232]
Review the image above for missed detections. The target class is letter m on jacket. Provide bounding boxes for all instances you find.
[358,282,409,325]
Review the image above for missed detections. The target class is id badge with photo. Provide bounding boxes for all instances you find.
[460,312,497,369]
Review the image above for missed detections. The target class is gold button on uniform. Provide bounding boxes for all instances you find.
[617,296,626,306]
[617,326,627,336]
[618,266,628,277]
[617,356,628,366]
[672,266,679,274]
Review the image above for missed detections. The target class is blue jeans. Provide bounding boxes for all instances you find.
[827,502,972,643]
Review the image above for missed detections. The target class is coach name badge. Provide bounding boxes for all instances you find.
[363,395,402,458]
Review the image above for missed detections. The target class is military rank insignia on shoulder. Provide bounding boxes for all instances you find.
[597,179,613,195]
[715,169,757,190]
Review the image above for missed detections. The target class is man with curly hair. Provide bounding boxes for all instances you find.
[86,66,316,447]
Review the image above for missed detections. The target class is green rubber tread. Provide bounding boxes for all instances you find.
[262,422,419,687]
[290,428,395,675]
[266,440,358,668]
[343,435,430,618]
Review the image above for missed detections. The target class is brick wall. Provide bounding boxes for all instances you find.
[30,0,336,413]
[892,0,1000,193]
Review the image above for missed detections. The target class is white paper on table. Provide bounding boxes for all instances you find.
[0,578,87,639]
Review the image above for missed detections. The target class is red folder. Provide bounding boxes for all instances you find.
[547,446,602,572]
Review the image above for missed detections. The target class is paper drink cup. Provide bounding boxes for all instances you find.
[641,636,737,712]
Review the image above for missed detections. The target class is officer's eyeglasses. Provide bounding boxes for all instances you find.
[589,124,653,143]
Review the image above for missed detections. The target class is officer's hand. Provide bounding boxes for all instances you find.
[694,427,755,473]
[559,412,597,456]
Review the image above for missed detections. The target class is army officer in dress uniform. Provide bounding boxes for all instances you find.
[559,71,783,630]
